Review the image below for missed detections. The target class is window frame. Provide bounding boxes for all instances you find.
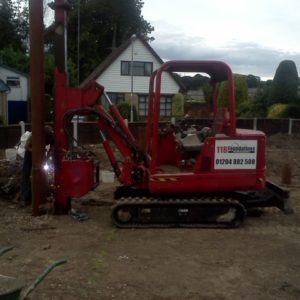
[121,61,153,77]
[6,76,20,88]
[138,94,149,116]
[160,95,173,117]
[106,92,125,106]
[138,94,173,117]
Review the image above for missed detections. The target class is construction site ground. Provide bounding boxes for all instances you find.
[0,133,300,300]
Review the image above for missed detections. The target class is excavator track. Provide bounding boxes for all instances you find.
[112,196,246,228]
[111,180,292,229]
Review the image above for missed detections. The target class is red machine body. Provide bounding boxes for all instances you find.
[61,159,94,197]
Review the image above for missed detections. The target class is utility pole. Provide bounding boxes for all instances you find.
[29,0,46,216]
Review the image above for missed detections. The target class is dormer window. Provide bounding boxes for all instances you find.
[121,61,153,76]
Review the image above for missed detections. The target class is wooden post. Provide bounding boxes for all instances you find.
[281,163,292,185]
[29,0,46,216]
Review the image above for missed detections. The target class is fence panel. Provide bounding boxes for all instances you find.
[257,119,289,135]
[236,119,254,130]
[0,118,299,149]
[291,119,300,134]
[0,125,27,148]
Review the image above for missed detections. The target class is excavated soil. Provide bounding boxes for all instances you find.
[0,133,300,300]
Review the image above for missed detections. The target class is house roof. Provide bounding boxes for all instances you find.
[0,64,29,78]
[80,35,184,90]
[0,79,10,93]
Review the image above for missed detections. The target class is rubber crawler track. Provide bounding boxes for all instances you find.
[112,196,246,228]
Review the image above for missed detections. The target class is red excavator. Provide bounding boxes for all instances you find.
[52,59,292,228]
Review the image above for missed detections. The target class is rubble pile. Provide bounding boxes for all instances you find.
[0,157,22,201]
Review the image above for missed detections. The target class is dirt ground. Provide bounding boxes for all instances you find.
[0,133,300,300]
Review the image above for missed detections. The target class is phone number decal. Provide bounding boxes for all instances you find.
[214,140,258,170]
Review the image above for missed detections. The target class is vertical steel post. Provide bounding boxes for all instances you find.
[288,118,293,135]
[29,0,46,216]
[253,118,257,131]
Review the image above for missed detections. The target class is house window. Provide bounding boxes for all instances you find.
[121,61,153,76]
[139,95,148,116]
[138,95,172,116]
[6,76,20,88]
[160,96,172,116]
[107,93,125,105]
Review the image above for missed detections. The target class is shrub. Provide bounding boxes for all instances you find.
[172,93,184,116]
[267,103,300,118]
[237,100,257,117]
[284,104,300,118]
[267,103,288,118]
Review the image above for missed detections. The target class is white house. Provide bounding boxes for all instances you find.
[80,36,184,118]
[0,64,29,124]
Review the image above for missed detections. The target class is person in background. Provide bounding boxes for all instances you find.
[20,125,54,207]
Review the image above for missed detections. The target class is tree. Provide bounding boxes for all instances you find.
[0,0,29,73]
[237,92,268,117]
[44,52,77,95]
[218,74,248,110]
[92,0,154,48]
[269,60,298,105]
[181,74,209,90]
[0,47,29,73]
[0,0,29,51]
[252,83,271,117]
[246,74,260,88]
[234,74,248,106]
[202,83,213,108]
[0,0,20,50]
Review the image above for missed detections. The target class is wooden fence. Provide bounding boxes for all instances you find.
[0,118,299,149]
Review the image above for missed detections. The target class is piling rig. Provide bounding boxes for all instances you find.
[51,60,292,227]
[51,2,292,228]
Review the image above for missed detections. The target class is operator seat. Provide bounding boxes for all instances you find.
[180,127,212,152]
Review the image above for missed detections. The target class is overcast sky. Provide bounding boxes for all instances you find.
[142,0,300,79]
